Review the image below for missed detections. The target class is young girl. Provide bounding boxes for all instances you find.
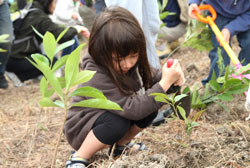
[65,7,185,168]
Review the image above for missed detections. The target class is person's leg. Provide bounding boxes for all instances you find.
[237,29,250,66]
[73,112,130,159]
[61,36,79,56]
[202,14,232,85]
[159,22,187,43]
[0,1,13,88]
[117,111,158,145]
[6,56,43,82]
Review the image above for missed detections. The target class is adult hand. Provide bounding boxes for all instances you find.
[188,3,200,20]
[159,59,185,92]
[72,13,78,20]
[217,28,230,46]
[74,25,90,38]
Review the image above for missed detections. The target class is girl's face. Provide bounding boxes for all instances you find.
[113,53,139,73]
[49,0,57,14]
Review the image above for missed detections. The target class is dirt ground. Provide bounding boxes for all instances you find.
[0,39,250,168]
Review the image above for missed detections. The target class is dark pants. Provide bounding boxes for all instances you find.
[92,111,157,145]
[6,55,57,82]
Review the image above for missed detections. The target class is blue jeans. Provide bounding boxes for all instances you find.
[202,14,250,85]
[0,0,13,77]
[61,36,79,56]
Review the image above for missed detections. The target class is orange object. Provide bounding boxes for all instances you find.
[193,5,241,65]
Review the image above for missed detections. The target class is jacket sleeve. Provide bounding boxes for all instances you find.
[224,11,250,36]
[34,13,78,43]
[188,0,202,5]
[79,70,166,121]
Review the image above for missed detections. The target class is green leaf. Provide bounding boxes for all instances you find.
[191,86,198,105]
[72,70,96,86]
[160,11,170,20]
[154,96,169,103]
[58,77,66,88]
[224,66,229,82]
[43,31,57,62]
[190,122,199,128]
[54,100,64,108]
[174,94,187,102]
[28,55,63,99]
[177,105,188,124]
[72,98,123,110]
[52,55,69,72]
[208,79,221,92]
[40,77,55,97]
[227,84,248,94]
[40,97,60,107]
[211,70,217,81]
[217,93,233,101]
[70,86,107,99]
[182,86,191,94]
[162,0,168,11]
[150,93,172,102]
[40,77,48,97]
[223,78,241,89]
[32,26,44,39]
[65,43,85,92]
[31,54,50,67]
[55,40,75,55]
[56,27,69,43]
[192,109,205,122]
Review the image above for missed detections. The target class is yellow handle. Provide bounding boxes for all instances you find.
[209,20,240,65]
[194,5,241,65]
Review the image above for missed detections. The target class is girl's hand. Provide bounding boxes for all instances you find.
[159,59,185,92]
[188,3,200,20]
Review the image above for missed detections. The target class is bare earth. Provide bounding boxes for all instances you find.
[0,39,250,168]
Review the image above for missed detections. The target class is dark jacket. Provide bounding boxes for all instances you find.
[161,0,181,27]
[10,1,78,59]
[64,54,165,150]
[189,0,250,36]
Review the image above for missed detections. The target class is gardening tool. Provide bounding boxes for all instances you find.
[193,5,241,67]
[152,59,191,126]
[193,5,250,120]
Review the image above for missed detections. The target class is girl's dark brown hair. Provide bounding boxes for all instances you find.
[88,7,152,95]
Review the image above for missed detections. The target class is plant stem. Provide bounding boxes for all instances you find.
[51,96,68,168]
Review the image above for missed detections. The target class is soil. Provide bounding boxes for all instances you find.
[0,38,250,168]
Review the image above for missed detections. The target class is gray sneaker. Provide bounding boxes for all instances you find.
[65,155,88,168]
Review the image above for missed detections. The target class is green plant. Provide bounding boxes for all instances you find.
[189,64,250,112]
[28,28,122,168]
[183,19,213,51]
[150,91,204,135]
